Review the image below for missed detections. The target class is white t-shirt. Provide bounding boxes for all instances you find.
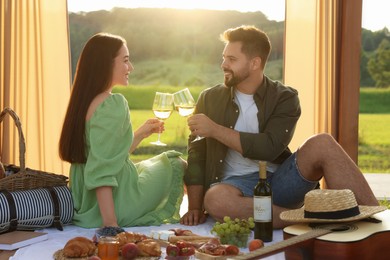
[223,90,278,178]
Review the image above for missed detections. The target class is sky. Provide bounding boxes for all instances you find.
[67,0,389,31]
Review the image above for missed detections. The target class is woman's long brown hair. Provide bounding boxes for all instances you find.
[59,33,126,163]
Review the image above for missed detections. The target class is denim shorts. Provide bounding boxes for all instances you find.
[216,153,319,208]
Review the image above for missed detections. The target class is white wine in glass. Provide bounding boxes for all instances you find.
[178,106,195,117]
[150,92,173,146]
[173,88,204,142]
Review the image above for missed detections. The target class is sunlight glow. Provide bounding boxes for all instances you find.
[67,0,285,21]
[67,0,389,31]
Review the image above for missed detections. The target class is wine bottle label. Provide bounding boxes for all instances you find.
[253,196,272,221]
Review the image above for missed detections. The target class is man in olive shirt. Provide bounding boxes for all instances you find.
[180,25,379,228]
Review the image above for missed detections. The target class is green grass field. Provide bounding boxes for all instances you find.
[358,114,390,172]
[128,58,283,87]
[358,87,390,173]
[359,88,390,114]
[117,86,390,173]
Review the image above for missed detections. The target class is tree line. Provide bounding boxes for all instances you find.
[361,28,390,87]
[68,8,390,88]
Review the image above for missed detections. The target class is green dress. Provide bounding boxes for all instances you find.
[70,93,184,228]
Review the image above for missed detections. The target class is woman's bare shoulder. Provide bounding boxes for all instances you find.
[86,92,111,121]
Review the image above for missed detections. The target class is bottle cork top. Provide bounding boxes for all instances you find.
[259,161,267,179]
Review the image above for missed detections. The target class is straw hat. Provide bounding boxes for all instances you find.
[280,189,387,223]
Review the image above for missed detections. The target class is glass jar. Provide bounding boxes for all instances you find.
[97,236,119,260]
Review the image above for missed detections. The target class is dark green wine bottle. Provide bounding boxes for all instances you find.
[253,161,273,242]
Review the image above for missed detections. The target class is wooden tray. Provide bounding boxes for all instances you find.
[54,249,160,259]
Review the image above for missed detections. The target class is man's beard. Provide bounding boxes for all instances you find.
[224,69,250,87]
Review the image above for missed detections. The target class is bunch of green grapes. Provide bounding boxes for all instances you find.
[211,216,255,248]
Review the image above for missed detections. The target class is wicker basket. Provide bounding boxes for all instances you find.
[0,107,68,191]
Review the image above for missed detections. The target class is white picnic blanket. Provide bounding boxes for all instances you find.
[11,195,285,259]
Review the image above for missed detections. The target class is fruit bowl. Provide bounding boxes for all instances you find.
[211,217,254,248]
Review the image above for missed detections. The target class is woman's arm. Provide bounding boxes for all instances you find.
[96,186,118,227]
[130,118,163,153]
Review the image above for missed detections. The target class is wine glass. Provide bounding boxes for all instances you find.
[150,92,173,146]
[173,88,195,116]
[173,88,204,142]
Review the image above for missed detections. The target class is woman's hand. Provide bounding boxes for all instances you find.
[137,118,164,138]
[130,118,164,153]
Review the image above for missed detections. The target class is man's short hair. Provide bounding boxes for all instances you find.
[220,25,271,69]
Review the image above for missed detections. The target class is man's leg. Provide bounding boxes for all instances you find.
[296,133,379,206]
[204,184,250,221]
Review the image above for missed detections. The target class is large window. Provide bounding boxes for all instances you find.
[358,0,390,173]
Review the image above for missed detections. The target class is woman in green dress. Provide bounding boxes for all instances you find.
[59,33,185,228]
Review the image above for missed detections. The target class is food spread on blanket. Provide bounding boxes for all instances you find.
[54,229,162,260]
[54,220,265,260]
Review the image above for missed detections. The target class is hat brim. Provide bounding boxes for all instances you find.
[280,205,387,223]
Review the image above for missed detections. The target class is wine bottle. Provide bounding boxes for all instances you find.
[253,161,273,242]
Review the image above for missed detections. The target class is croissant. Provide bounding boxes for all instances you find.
[63,236,96,258]
[116,231,148,248]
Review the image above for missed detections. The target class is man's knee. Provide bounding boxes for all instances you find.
[204,184,240,215]
[301,133,335,150]
[314,132,335,143]
[297,133,337,171]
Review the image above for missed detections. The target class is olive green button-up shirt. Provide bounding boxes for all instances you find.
[184,76,301,191]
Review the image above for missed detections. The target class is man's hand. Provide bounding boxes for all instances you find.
[180,209,208,226]
[187,113,216,138]
[188,113,243,154]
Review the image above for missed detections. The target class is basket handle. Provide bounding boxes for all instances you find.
[0,107,26,173]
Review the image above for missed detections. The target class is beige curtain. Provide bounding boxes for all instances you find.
[284,0,362,163]
[0,0,71,175]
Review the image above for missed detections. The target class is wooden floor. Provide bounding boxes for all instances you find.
[364,173,390,200]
